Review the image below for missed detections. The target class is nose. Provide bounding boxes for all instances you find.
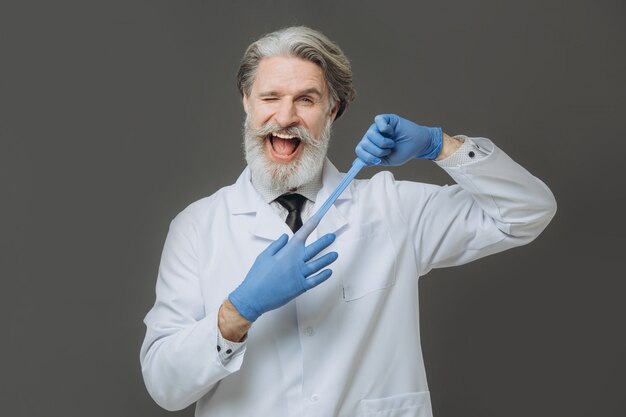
[274,98,300,128]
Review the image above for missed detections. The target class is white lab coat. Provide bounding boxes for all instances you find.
[140,138,556,417]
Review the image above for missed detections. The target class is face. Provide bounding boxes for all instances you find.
[243,56,338,192]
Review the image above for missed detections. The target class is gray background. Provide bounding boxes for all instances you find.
[1,0,624,416]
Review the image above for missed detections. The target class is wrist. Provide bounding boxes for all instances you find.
[416,127,443,160]
[218,299,252,342]
[435,132,463,161]
[228,291,260,323]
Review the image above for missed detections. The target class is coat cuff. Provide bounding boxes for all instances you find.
[435,135,490,168]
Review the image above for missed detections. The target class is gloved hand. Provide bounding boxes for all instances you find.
[229,218,339,322]
[355,114,443,166]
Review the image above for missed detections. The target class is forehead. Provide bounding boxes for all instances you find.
[251,56,327,95]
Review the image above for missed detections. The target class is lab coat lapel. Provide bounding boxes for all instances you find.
[312,159,352,238]
[252,204,291,240]
[227,167,291,241]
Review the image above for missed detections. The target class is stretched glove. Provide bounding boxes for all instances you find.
[229,219,338,322]
[355,114,443,166]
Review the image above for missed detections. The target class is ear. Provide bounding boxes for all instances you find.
[329,100,340,121]
[243,95,249,114]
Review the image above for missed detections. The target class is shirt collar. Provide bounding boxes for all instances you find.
[250,168,323,204]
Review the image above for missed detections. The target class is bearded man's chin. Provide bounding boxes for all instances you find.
[266,158,316,191]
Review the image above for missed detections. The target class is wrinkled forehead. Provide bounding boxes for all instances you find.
[251,56,329,97]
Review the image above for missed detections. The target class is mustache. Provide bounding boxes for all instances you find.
[246,121,315,145]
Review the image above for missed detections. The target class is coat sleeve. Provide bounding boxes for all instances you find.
[393,137,557,275]
[139,213,246,411]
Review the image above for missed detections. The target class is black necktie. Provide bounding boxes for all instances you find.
[275,193,307,233]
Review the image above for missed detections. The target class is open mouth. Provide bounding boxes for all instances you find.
[267,132,302,159]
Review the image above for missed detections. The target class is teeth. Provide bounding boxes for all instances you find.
[272,132,297,139]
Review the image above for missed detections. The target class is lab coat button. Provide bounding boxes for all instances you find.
[310,394,319,403]
[469,151,475,158]
[304,326,315,336]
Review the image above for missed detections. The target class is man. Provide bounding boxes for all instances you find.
[140,26,556,417]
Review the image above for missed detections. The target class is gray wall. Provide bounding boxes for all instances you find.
[2,0,624,416]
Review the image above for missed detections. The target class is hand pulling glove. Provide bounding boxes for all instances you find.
[229,218,338,322]
[355,114,443,166]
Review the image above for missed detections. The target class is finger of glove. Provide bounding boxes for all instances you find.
[366,126,395,148]
[355,143,382,166]
[375,114,399,135]
[294,215,320,243]
[303,233,336,262]
[265,233,289,256]
[302,251,338,276]
[303,268,333,290]
[360,136,393,158]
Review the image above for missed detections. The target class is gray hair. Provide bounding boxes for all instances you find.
[236,26,356,120]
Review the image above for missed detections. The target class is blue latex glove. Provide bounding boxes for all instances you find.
[355,114,443,166]
[229,218,338,322]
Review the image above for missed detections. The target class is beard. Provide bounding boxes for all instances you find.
[243,115,332,194]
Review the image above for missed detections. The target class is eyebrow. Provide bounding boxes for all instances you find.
[258,87,324,97]
[298,87,323,97]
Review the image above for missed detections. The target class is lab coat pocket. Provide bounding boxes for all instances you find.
[357,391,432,417]
[337,222,397,301]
